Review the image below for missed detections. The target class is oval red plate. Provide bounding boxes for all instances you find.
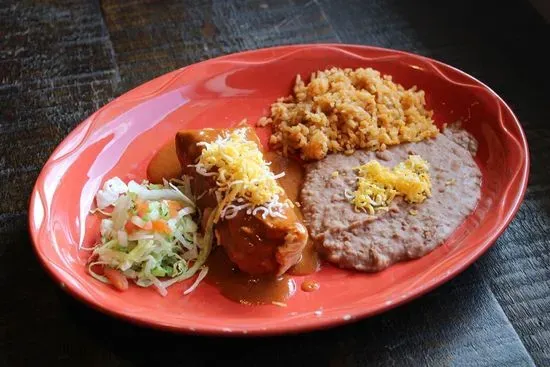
[28,44,529,336]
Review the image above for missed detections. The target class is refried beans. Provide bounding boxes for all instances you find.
[300,124,482,272]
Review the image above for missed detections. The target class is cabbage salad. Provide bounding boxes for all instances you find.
[87,176,211,296]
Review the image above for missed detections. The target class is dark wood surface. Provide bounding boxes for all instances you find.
[1,0,549,366]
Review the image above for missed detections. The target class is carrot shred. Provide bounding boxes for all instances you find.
[166,200,182,217]
[152,220,171,234]
[136,200,149,217]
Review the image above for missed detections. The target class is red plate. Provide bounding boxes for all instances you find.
[28,44,529,336]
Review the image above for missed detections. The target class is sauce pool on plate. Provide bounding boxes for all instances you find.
[205,247,296,305]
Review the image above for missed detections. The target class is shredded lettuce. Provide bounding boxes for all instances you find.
[88,176,211,296]
[127,180,195,208]
[96,177,128,209]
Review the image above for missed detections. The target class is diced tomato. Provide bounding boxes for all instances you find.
[103,267,129,291]
[89,261,102,274]
[166,200,182,217]
[124,220,140,234]
[152,220,171,234]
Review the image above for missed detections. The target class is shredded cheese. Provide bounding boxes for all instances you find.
[348,155,432,214]
[191,128,287,222]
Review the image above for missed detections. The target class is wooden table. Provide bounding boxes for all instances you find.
[1,0,548,365]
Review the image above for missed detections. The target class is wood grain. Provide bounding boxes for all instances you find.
[1,0,549,365]
[0,0,119,226]
[0,2,118,365]
[100,0,339,91]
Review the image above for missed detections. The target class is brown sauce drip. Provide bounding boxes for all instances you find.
[265,151,321,276]
[205,247,296,305]
[264,151,303,204]
[301,279,320,292]
[146,140,182,184]
[288,239,320,275]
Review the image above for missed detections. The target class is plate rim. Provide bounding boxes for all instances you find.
[28,43,530,336]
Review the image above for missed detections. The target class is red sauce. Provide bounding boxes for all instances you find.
[301,279,320,292]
